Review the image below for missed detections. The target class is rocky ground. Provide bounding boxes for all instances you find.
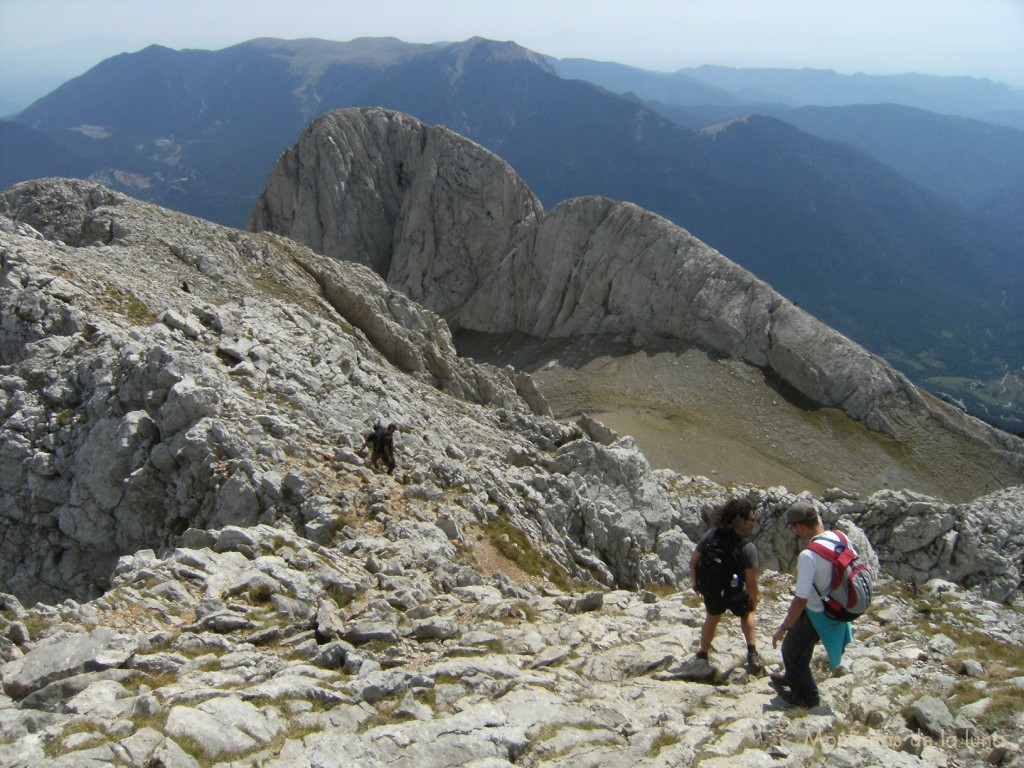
[1,493,1022,768]
[2,179,1023,767]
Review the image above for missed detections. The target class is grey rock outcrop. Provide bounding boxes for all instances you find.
[0,178,546,603]
[4,178,1024,609]
[2,176,1024,765]
[249,107,1024,479]
[1,627,137,700]
[849,486,1024,601]
[248,107,543,318]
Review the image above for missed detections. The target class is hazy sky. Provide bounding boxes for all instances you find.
[2,0,1022,102]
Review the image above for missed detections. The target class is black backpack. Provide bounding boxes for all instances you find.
[366,428,385,451]
[696,531,745,599]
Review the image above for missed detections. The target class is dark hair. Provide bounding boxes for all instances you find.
[715,498,754,530]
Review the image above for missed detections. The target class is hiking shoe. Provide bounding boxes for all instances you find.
[768,672,790,691]
[776,687,819,708]
[746,649,762,667]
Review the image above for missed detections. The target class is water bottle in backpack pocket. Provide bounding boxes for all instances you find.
[696,533,743,599]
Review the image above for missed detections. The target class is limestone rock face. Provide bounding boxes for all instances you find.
[1,627,137,700]
[852,486,1024,601]
[2,175,1024,767]
[248,107,543,323]
[248,107,1024,476]
[4,174,1022,610]
[0,178,547,603]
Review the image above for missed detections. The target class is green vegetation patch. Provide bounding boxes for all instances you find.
[648,729,682,757]
[99,285,157,325]
[482,518,547,579]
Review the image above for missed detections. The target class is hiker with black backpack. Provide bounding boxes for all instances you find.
[689,497,761,667]
[771,500,871,708]
[357,422,398,474]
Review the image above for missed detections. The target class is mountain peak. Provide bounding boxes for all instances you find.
[442,37,555,73]
[234,36,436,66]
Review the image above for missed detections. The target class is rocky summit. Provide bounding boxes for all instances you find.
[1,172,1023,767]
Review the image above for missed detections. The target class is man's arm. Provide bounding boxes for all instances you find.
[689,550,701,594]
[744,568,759,611]
[772,596,807,648]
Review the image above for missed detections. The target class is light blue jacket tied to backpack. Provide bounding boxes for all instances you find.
[804,530,873,667]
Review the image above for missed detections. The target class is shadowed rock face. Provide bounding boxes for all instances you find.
[248,107,1024,471]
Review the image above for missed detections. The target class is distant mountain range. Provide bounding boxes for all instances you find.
[2,37,1022,431]
[550,59,1024,129]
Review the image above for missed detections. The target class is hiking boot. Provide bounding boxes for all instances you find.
[768,671,790,691]
[746,649,762,667]
[776,687,819,709]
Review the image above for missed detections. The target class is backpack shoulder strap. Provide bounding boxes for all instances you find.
[806,534,839,562]
[808,531,859,590]
[718,530,743,558]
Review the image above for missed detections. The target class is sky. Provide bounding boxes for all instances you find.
[1,0,1023,112]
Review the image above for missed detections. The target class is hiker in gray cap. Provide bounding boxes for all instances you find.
[770,500,854,708]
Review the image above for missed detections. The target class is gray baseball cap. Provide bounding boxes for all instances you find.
[785,501,817,524]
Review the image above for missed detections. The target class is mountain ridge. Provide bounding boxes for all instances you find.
[3,36,1023,429]
[550,58,1024,124]
[247,106,1024,499]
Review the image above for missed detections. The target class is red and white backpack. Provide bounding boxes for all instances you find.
[807,531,873,622]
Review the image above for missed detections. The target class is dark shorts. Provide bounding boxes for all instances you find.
[704,591,751,617]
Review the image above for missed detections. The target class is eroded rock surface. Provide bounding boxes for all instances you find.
[1,178,1022,766]
[0,520,1020,767]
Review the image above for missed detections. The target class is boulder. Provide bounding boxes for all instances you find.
[1,628,137,700]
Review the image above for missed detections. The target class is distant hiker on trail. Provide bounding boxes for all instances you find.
[771,500,856,708]
[357,422,398,474]
[690,497,761,667]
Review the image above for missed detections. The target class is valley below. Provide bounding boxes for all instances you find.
[457,332,1018,503]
